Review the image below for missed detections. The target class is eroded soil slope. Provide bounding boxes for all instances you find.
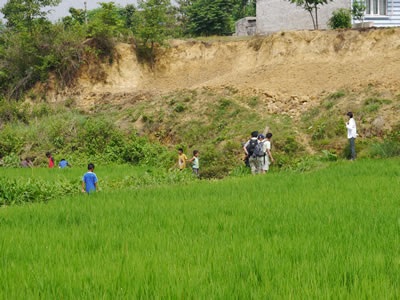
[52,28,400,110]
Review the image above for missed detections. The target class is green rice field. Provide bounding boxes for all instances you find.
[1,159,399,298]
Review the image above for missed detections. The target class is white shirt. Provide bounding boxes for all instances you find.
[346,118,357,139]
[262,140,271,153]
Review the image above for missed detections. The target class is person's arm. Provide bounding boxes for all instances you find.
[81,180,86,193]
[94,182,98,191]
[243,141,249,155]
[267,149,274,163]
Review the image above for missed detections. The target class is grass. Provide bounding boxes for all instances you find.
[1,159,400,298]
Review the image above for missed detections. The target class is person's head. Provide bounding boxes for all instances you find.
[88,163,95,171]
[45,152,51,158]
[178,148,183,154]
[347,111,353,118]
[266,132,273,139]
[251,131,259,138]
[193,150,199,157]
[61,158,66,161]
[258,134,265,140]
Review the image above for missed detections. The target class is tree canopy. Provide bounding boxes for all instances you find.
[1,0,61,29]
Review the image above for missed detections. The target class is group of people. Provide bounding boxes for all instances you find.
[19,111,358,195]
[241,111,357,175]
[45,152,71,169]
[177,149,200,176]
[243,131,274,175]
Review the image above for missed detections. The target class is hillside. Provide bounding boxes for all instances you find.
[35,28,400,164]
[46,27,400,110]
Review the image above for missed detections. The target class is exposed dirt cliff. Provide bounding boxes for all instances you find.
[46,28,399,114]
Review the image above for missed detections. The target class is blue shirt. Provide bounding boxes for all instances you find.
[82,172,98,193]
[59,160,68,168]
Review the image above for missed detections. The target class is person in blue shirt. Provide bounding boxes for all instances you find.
[58,158,71,168]
[82,163,98,194]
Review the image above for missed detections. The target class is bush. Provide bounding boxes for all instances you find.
[1,153,20,168]
[0,176,77,206]
[328,9,352,29]
[369,140,400,158]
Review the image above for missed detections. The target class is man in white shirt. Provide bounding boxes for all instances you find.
[258,133,275,174]
[346,112,357,160]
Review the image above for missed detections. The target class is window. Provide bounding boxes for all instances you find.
[365,0,387,15]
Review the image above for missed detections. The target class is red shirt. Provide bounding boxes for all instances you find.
[48,157,55,168]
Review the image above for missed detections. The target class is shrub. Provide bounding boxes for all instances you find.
[321,150,338,161]
[328,9,352,29]
[1,153,20,168]
[0,176,77,206]
[327,90,346,100]
[369,141,400,158]
[0,127,24,157]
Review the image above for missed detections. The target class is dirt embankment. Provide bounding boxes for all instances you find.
[46,28,400,120]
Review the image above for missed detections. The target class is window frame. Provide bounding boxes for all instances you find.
[364,0,388,16]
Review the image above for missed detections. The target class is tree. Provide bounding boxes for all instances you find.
[186,0,234,36]
[1,0,61,30]
[352,0,366,25]
[232,0,256,20]
[287,0,333,30]
[119,4,137,30]
[134,0,173,66]
[87,2,126,56]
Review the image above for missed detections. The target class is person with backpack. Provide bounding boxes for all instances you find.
[243,131,260,175]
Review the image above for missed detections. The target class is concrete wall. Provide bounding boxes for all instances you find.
[257,0,351,34]
[234,17,257,36]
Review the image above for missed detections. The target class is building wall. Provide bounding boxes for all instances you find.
[364,0,400,26]
[234,17,257,36]
[257,0,351,34]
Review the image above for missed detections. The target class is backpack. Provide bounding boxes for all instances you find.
[246,139,258,156]
[253,141,265,157]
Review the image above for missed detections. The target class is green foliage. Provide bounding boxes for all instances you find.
[369,140,400,158]
[87,2,126,57]
[232,0,256,20]
[0,126,24,157]
[321,149,338,161]
[174,103,185,112]
[0,18,86,97]
[282,136,301,154]
[352,0,366,22]
[327,90,346,100]
[186,0,235,36]
[0,176,76,206]
[287,0,333,29]
[1,153,21,168]
[363,97,391,113]
[328,8,352,29]
[134,0,173,65]
[1,0,61,30]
